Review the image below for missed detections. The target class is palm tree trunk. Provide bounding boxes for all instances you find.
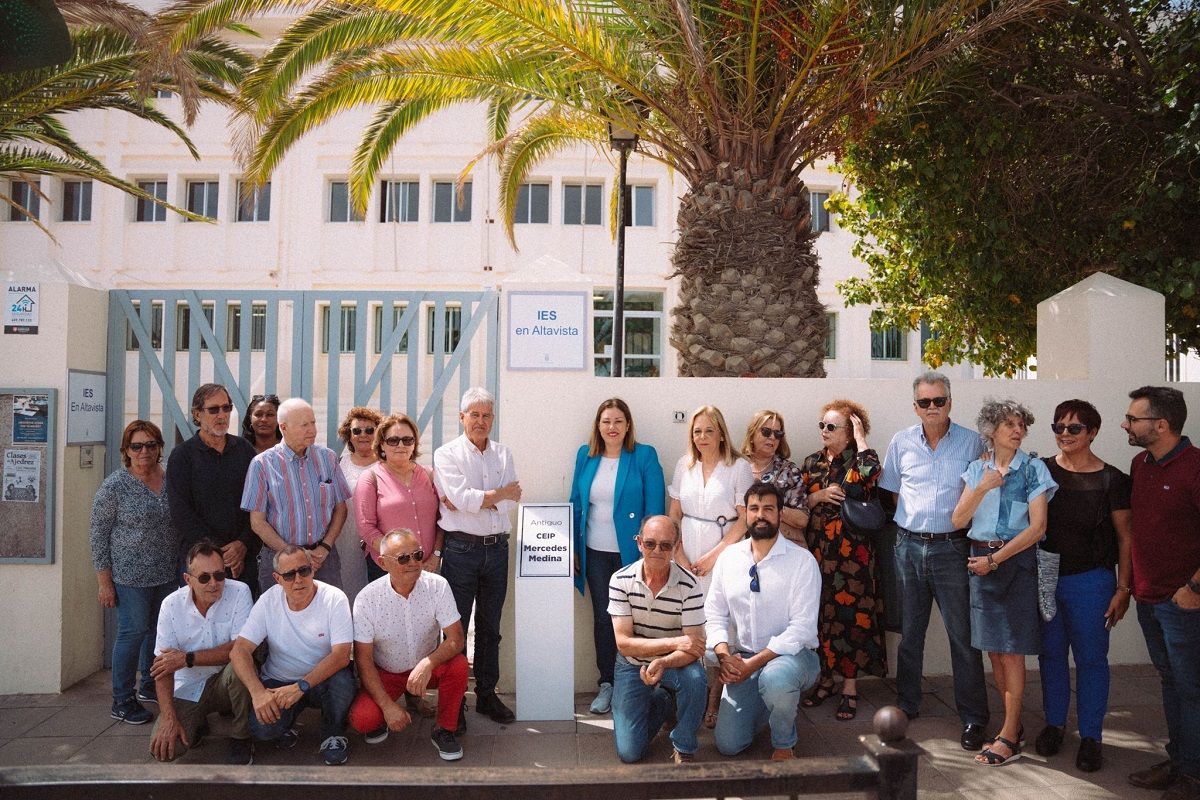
[669,166,827,377]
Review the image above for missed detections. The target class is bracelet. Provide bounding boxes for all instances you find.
[315,540,331,553]
[1116,585,1132,593]
[1188,578,1200,595]
[986,553,998,572]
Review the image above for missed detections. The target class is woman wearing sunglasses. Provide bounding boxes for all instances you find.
[569,398,666,715]
[90,420,180,726]
[800,399,885,721]
[1032,400,1132,772]
[336,406,384,603]
[739,410,808,545]
[241,393,282,454]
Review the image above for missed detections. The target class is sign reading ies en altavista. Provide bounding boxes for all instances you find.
[506,291,587,370]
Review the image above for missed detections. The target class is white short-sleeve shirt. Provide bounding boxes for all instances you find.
[155,580,253,702]
[238,581,353,683]
[353,571,461,674]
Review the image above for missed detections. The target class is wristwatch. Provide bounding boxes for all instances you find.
[314,540,331,553]
[433,549,442,558]
[185,651,195,668]
[297,679,311,693]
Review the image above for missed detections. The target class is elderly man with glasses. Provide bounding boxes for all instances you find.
[230,546,355,766]
[348,529,469,760]
[607,515,707,764]
[149,540,254,764]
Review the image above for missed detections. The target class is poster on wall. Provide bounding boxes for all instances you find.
[11,394,49,444]
[4,282,39,334]
[3,449,41,503]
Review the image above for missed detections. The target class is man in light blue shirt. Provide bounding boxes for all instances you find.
[878,371,989,751]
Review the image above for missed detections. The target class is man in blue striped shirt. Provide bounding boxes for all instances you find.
[878,371,988,751]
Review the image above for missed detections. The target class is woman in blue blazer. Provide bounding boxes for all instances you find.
[570,397,666,714]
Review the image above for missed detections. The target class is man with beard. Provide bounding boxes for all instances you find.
[1122,386,1200,800]
[705,482,822,761]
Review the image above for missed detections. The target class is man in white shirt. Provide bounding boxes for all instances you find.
[349,529,469,760]
[433,387,521,724]
[230,546,355,766]
[705,482,822,761]
[149,541,254,765]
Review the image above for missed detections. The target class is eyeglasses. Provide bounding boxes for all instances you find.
[915,396,949,409]
[202,403,234,415]
[759,427,785,440]
[749,563,760,593]
[383,435,416,447]
[127,441,160,452]
[1124,415,1162,426]
[1050,423,1088,435]
[189,569,227,585]
[637,537,674,552]
[351,427,376,436]
[382,550,424,564]
[275,565,314,581]
[817,422,844,432]
[251,394,280,403]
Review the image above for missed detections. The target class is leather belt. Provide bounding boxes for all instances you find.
[898,528,968,541]
[444,530,509,547]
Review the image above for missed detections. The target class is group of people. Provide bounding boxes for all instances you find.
[88,376,1200,799]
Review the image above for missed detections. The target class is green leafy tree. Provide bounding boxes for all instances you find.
[157,0,1048,376]
[836,0,1200,376]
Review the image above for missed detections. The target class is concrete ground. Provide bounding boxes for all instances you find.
[0,664,1169,799]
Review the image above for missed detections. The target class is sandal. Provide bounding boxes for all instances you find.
[802,680,836,708]
[836,694,858,721]
[976,735,1022,766]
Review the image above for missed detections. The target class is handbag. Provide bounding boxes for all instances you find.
[839,472,886,537]
[1024,456,1060,622]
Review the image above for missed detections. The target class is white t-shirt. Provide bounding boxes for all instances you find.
[586,456,621,552]
[353,572,461,674]
[238,580,354,682]
[155,580,253,702]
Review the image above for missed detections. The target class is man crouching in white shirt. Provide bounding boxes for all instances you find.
[705,482,822,761]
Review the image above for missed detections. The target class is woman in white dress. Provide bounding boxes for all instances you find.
[668,404,753,728]
[336,405,383,605]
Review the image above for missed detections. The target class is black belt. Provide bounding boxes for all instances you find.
[899,527,968,541]
[444,530,509,547]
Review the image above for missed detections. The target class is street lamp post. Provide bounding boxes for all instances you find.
[607,121,638,378]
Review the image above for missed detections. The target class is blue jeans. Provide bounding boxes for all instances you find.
[586,548,624,686]
[1138,598,1200,779]
[112,582,175,703]
[612,655,707,762]
[1039,567,1115,740]
[714,649,820,755]
[893,533,988,726]
[248,666,356,742]
[441,536,509,694]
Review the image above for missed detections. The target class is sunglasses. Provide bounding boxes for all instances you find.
[759,427,785,440]
[351,427,376,436]
[251,394,280,403]
[749,563,760,593]
[915,396,949,409]
[383,550,424,565]
[203,403,234,415]
[275,565,314,581]
[127,441,160,452]
[1050,423,1088,435]
[383,435,416,447]
[190,569,227,585]
[637,537,674,552]
[817,422,844,432]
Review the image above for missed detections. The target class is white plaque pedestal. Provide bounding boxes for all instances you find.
[514,502,574,721]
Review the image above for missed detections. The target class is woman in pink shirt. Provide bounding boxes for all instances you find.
[355,413,442,581]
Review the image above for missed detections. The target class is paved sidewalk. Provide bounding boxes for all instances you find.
[0,664,1169,799]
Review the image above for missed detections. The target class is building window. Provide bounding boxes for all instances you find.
[825,312,837,359]
[870,324,907,361]
[433,181,471,222]
[810,191,831,234]
[62,180,92,222]
[319,304,357,354]
[236,180,270,222]
[373,304,411,354]
[176,302,216,351]
[328,181,364,223]
[227,303,267,351]
[621,185,655,227]
[514,183,550,224]
[154,89,174,99]
[9,179,40,222]
[380,180,419,222]
[125,301,164,351]
[426,305,462,354]
[593,290,663,377]
[135,180,167,222]
[563,183,602,226]
[186,180,219,220]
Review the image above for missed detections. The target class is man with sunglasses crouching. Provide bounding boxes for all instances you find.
[349,529,469,760]
[230,546,356,765]
[706,483,821,761]
[150,540,254,764]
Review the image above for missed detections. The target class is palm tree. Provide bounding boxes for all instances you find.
[0,0,250,233]
[159,0,1048,376]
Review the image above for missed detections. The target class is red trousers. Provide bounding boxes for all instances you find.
[349,653,468,733]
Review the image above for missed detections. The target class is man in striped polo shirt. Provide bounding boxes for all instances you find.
[242,398,352,591]
[608,515,707,764]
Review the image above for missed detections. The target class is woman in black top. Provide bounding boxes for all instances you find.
[1035,399,1132,773]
